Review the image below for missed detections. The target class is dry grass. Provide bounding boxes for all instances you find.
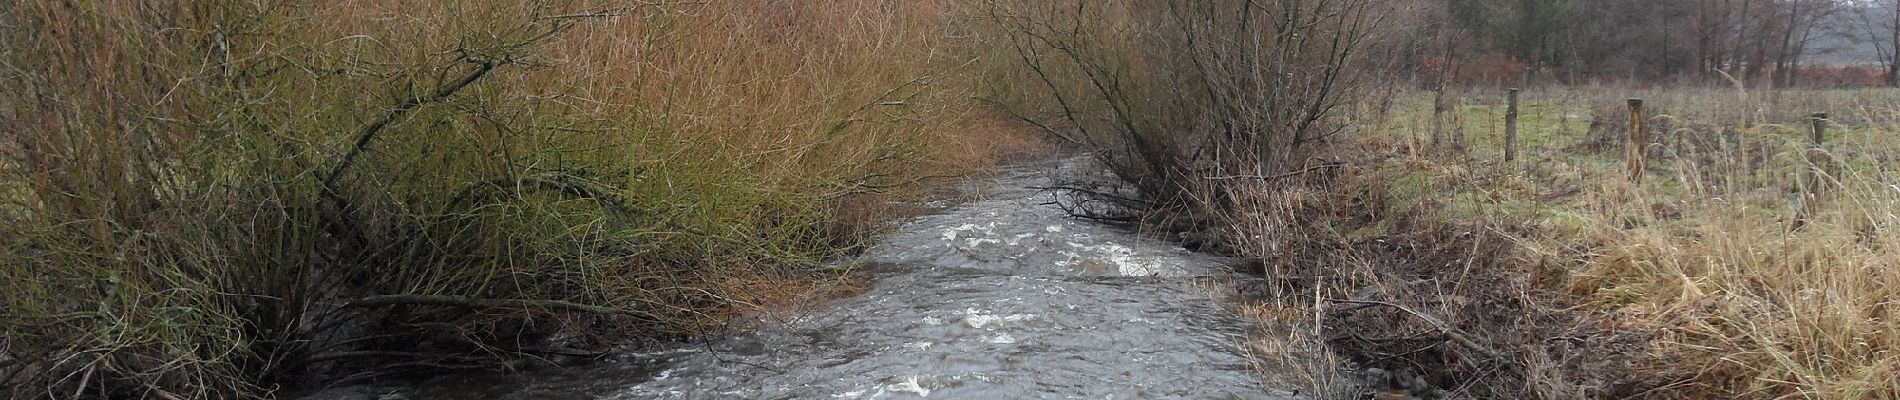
[1564,88,1900,399]
[0,1,1033,398]
[1272,85,1900,399]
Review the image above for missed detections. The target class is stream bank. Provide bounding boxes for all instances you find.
[313,156,1292,399]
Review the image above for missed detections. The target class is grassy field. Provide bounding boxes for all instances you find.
[0,2,1038,397]
[1229,85,1900,398]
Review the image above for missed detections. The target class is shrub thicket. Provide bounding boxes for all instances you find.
[0,1,1022,397]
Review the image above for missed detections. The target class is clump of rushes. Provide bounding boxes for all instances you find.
[0,1,1023,398]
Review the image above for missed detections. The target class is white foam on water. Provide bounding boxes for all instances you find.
[941,223,992,241]
[885,376,932,397]
[960,307,1037,330]
[1051,240,1192,277]
[963,237,1000,248]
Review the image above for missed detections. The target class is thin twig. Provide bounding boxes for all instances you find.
[343,294,663,321]
[304,351,439,364]
[1203,162,1348,181]
[1028,185,1152,209]
[535,2,702,21]
[322,59,498,194]
[972,96,1079,143]
[1325,298,1506,362]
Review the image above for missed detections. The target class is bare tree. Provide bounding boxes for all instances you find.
[1850,0,1900,86]
[982,0,1381,207]
[1772,0,1842,87]
[1405,0,1874,86]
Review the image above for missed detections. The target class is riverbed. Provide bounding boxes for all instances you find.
[316,157,1283,399]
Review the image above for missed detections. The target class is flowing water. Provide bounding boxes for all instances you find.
[317,157,1281,399]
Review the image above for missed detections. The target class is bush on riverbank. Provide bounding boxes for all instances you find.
[972,0,1380,212]
[0,1,1027,397]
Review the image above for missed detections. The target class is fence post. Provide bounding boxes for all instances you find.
[1809,112,1828,144]
[1432,88,1447,149]
[1807,112,1830,197]
[1794,112,1829,230]
[1504,88,1520,162]
[1626,98,1645,183]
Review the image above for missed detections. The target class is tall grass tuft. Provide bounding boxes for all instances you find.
[1567,88,1900,399]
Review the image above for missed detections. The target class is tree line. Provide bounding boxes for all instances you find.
[1393,0,1900,87]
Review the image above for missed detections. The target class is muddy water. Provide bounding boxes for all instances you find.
[325,158,1279,399]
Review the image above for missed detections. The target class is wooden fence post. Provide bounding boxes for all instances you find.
[1432,88,1447,149]
[1794,112,1829,230]
[1807,112,1830,197]
[1809,112,1828,144]
[1504,88,1520,162]
[1626,98,1645,183]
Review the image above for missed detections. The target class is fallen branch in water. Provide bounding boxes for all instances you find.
[306,347,605,365]
[1030,184,1148,224]
[1028,185,1153,209]
[343,294,662,322]
[303,350,439,364]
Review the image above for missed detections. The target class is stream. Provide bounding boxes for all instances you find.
[315,157,1282,399]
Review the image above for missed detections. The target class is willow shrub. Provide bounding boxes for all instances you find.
[0,1,996,397]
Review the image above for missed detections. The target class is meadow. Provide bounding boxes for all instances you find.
[1226,85,1900,398]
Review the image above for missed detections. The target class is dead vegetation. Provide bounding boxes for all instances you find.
[991,3,1900,392]
[1216,86,1900,399]
[1215,155,1676,399]
[972,0,1381,210]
